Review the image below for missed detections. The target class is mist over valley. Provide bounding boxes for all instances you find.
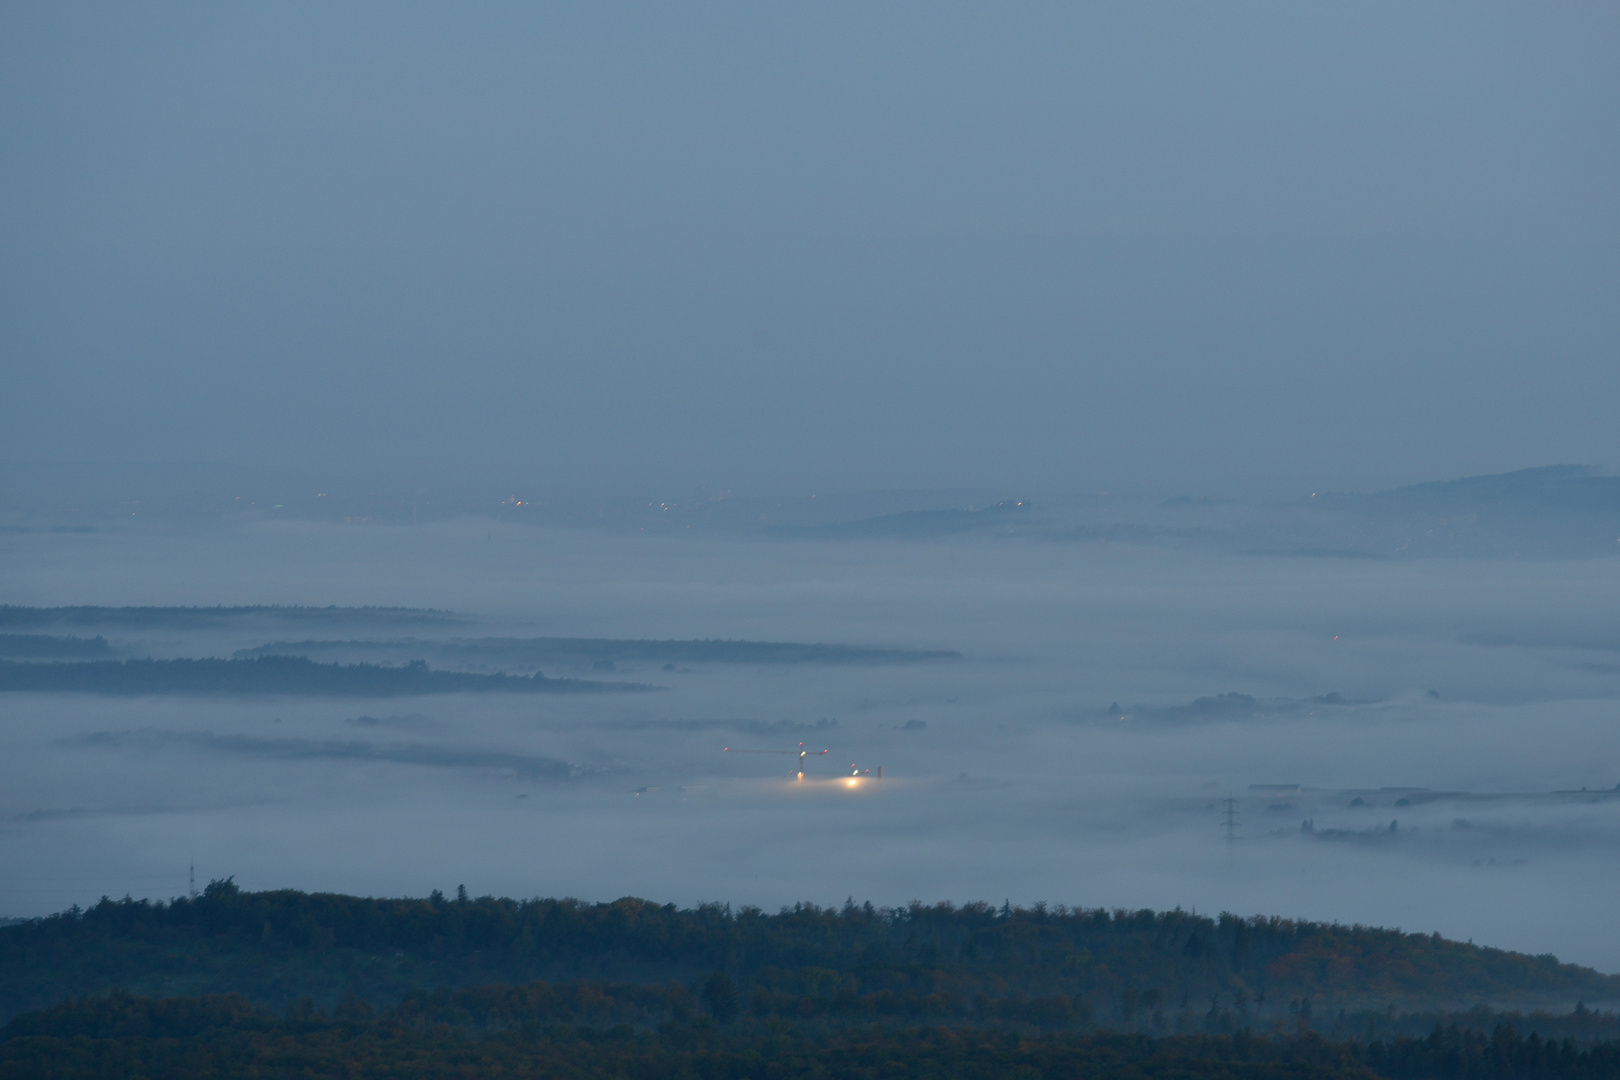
[4,4,1619,1073]
[2,501,1617,983]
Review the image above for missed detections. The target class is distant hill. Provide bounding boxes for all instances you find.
[1,883,1613,1028]
[1352,466,1620,517]
[1298,466,1620,558]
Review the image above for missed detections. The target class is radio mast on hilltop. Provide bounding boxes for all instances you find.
[189,861,198,898]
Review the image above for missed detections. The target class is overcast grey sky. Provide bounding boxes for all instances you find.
[3,3,1617,499]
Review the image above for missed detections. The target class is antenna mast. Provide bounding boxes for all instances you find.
[1221,797,1241,844]
[189,861,198,898]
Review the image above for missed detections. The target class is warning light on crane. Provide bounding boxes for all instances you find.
[722,742,829,780]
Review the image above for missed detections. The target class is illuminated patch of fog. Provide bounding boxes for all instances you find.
[0,519,1617,977]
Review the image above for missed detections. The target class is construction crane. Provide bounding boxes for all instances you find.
[722,742,829,780]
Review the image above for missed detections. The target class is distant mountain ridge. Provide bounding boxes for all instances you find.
[1332,465,1620,516]
[1291,465,1620,558]
[5,466,1617,557]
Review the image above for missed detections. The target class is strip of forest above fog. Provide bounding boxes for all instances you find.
[0,656,644,695]
[0,605,464,629]
[233,637,961,667]
[0,606,960,693]
[0,606,956,661]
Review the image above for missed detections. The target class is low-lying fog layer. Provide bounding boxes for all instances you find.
[2,519,1618,972]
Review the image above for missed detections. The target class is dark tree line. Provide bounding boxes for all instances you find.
[235,636,962,666]
[0,605,459,629]
[5,986,1619,1080]
[2,881,1613,1028]
[0,656,643,695]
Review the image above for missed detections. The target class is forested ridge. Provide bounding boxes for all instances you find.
[3,882,1614,1027]
[0,656,642,695]
[4,883,1618,1079]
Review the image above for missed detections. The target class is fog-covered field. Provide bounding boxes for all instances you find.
[2,518,1617,971]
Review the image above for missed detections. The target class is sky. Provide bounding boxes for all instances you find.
[3,2,1619,500]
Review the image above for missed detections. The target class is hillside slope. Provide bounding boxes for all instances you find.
[2,882,1614,1026]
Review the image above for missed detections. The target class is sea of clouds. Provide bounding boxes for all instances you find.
[2,518,1617,970]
